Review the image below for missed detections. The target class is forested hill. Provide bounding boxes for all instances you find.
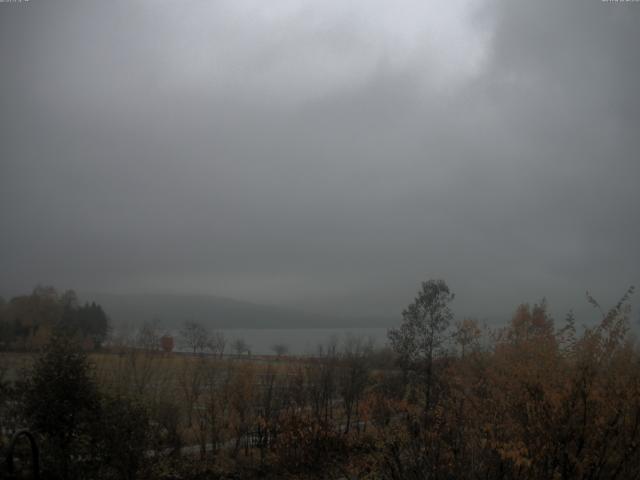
[80,292,392,330]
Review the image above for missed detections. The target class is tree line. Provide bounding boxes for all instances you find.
[1,279,639,479]
[0,286,109,351]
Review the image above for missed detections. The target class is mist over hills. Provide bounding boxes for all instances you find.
[80,292,393,331]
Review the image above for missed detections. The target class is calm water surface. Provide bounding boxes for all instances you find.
[217,328,389,355]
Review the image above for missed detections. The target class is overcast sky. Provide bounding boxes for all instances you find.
[1,0,638,323]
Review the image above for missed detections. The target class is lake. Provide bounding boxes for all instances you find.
[215,328,390,355]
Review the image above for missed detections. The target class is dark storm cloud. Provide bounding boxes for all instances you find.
[1,0,638,322]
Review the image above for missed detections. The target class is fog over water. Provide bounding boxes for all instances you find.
[1,0,639,326]
[181,328,389,356]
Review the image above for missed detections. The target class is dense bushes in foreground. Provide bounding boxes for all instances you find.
[1,281,639,479]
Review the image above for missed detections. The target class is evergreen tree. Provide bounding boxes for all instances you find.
[20,334,100,479]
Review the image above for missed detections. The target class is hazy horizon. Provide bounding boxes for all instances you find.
[2,0,639,324]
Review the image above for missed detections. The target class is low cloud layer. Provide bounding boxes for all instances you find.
[1,0,638,323]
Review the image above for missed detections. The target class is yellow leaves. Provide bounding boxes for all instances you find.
[495,440,532,469]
